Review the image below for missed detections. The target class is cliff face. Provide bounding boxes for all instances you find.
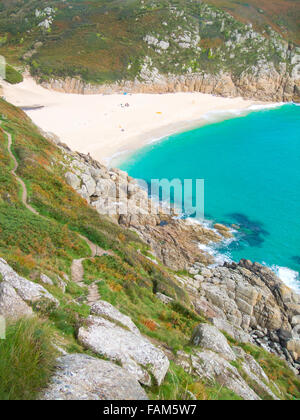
[40,68,300,103]
[58,140,228,271]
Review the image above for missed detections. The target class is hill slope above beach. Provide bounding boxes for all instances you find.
[0,1,299,101]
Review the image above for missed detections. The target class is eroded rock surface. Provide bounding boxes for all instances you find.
[41,66,300,103]
[78,302,169,386]
[191,324,236,361]
[0,259,59,319]
[191,350,260,400]
[181,259,300,372]
[90,300,140,335]
[42,354,149,400]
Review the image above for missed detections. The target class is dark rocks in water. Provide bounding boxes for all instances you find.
[292,256,300,265]
[227,213,269,248]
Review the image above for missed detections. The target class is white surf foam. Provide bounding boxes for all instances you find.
[247,102,286,111]
[107,150,130,167]
[202,108,244,122]
[198,242,233,266]
[271,265,300,293]
[202,102,287,123]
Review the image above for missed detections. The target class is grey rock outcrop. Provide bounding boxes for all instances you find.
[191,324,236,361]
[90,300,140,335]
[0,282,33,320]
[40,67,300,103]
[211,318,251,344]
[0,259,59,319]
[42,354,148,400]
[176,329,280,400]
[155,292,174,305]
[182,260,300,370]
[191,350,260,400]
[78,303,169,386]
[61,145,229,270]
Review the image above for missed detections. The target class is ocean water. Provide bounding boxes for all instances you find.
[118,104,300,291]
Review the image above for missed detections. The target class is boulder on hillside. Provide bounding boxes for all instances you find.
[78,309,169,386]
[90,300,140,335]
[0,282,33,320]
[211,318,251,344]
[191,350,261,400]
[155,292,174,305]
[40,274,54,286]
[41,354,148,400]
[0,258,59,318]
[65,172,81,190]
[286,339,300,362]
[191,324,236,361]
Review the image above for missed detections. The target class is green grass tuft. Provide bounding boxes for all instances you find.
[0,317,57,400]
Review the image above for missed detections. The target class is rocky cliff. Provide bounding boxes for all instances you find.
[58,139,230,270]
[40,66,300,103]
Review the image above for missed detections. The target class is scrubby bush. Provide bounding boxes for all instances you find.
[4,64,23,84]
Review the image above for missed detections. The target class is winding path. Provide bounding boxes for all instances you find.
[3,125,111,305]
[7,130,39,216]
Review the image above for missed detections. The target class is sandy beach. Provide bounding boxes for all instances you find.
[2,77,261,165]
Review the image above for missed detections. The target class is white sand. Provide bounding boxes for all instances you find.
[2,77,261,165]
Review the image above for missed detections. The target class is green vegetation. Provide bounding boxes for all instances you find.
[207,0,300,45]
[0,1,298,85]
[148,361,243,400]
[225,333,300,400]
[82,255,201,351]
[239,342,300,400]
[0,318,57,400]
[4,64,23,84]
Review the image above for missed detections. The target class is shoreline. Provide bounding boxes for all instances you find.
[2,76,266,165]
[110,102,289,166]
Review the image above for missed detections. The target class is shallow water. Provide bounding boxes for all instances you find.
[119,104,300,291]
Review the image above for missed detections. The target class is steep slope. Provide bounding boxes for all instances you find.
[207,0,300,45]
[0,1,299,101]
[0,99,299,400]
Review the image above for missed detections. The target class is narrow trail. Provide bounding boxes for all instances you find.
[3,125,111,306]
[6,130,39,216]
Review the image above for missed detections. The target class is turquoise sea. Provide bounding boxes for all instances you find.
[118,104,300,291]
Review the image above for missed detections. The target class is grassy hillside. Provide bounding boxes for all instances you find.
[207,0,300,45]
[0,0,298,85]
[0,98,299,400]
